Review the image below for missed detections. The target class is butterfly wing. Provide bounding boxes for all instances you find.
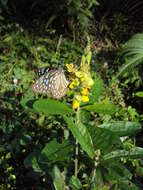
[32,69,51,94]
[51,69,69,99]
[32,68,69,99]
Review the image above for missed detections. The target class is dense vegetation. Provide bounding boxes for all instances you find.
[0,0,143,189]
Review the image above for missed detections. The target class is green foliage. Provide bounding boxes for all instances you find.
[63,115,95,159]
[98,121,141,136]
[52,165,66,190]
[135,91,143,98]
[69,176,82,190]
[39,139,73,165]
[67,0,99,30]
[103,147,143,161]
[117,33,143,77]
[89,75,104,103]
[33,99,74,115]
[82,103,119,115]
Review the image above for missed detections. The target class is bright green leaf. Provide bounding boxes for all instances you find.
[33,99,74,115]
[69,176,82,190]
[82,103,119,115]
[135,91,143,98]
[103,147,143,161]
[52,165,66,190]
[98,121,141,136]
[63,116,95,159]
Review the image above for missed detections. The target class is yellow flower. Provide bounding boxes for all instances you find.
[87,77,94,88]
[72,99,80,109]
[81,87,88,96]
[69,78,79,89]
[82,73,94,89]
[80,74,86,82]
[66,63,78,73]
[81,95,89,102]
[75,71,85,79]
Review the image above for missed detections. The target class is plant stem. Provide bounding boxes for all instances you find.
[75,139,78,177]
[74,107,80,177]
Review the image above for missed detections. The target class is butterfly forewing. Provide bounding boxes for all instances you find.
[32,70,51,94]
[51,70,69,99]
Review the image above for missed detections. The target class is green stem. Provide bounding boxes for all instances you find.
[75,139,78,177]
[74,107,80,177]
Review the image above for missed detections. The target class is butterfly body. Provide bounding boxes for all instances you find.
[32,67,69,99]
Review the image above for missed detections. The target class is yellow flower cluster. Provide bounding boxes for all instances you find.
[66,36,94,109]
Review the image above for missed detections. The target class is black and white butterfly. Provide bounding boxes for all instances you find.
[32,67,69,99]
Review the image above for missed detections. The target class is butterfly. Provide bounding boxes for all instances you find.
[32,67,69,99]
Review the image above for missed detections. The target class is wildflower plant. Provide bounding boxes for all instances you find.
[66,36,94,109]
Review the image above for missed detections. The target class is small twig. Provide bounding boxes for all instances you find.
[56,35,63,54]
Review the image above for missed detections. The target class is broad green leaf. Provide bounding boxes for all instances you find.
[52,165,66,190]
[82,103,119,115]
[88,125,121,152]
[63,116,95,159]
[33,99,73,115]
[39,139,73,165]
[135,91,143,98]
[69,176,82,190]
[98,121,141,136]
[103,147,143,161]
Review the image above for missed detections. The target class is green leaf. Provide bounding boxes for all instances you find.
[33,99,73,115]
[88,125,121,152]
[3,35,12,43]
[135,91,143,97]
[136,166,143,176]
[119,180,139,190]
[82,103,119,115]
[39,139,73,165]
[98,121,141,136]
[106,162,132,180]
[24,150,43,173]
[103,147,143,161]
[52,165,66,190]
[79,110,90,124]
[117,33,143,77]
[20,134,32,146]
[63,116,95,159]
[69,176,82,190]
[89,76,104,103]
